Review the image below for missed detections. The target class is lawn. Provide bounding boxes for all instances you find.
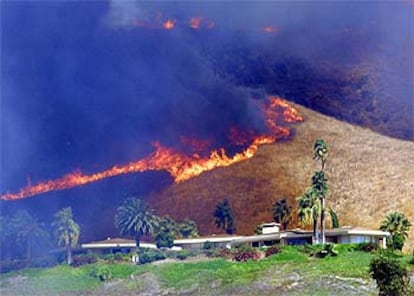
[0,246,412,296]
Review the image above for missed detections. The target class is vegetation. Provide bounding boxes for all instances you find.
[272,197,292,230]
[178,218,199,238]
[214,197,236,234]
[380,212,412,251]
[52,207,80,265]
[3,244,411,295]
[329,207,340,228]
[115,196,158,251]
[154,216,199,248]
[369,252,411,296]
[297,139,329,244]
[232,246,261,262]
[0,211,50,261]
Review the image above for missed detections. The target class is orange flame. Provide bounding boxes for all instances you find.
[263,25,278,33]
[0,97,303,200]
[163,19,175,30]
[189,17,202,29]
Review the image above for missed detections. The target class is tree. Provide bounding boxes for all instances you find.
[380,212,412,251]
[313,139,329,244]
[329,207,340,228]
[272,197,292,230]
[115,197,158,252]
[155,216,178,249]
[214,198,236,235]
[297,191,320,244]
[8,210,48,260]
[178,218,199,238]
[52,207,80,265]
[297,139,330,244]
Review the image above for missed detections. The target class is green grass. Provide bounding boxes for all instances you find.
[1,247,412,295]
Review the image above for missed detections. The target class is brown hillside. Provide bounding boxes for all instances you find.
[147,103,414,252]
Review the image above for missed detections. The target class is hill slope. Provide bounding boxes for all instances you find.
[147,103,414,251]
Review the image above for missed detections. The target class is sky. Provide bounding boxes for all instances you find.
[1,0,413,199]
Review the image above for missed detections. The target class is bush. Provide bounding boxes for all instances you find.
[71,254,98,267]
[31,256,59,268]
[0,260,29,273]
[315,244,338,258]
[139,249,166,265]
[175,250,188,260]
[265,246,281,258]
[233,246,261,262]
[100,253,129,263]
[409,251,414,265]
[89,264,112,281]
[357,242,379,253]
[203,241,213,250]
[155,231,175,249]
[369,253,410,296]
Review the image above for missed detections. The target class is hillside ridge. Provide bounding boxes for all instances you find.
[147,102,414,251]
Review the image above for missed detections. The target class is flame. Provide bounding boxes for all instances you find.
[189,17,202,29]
[1,97,303,200]
[188,17,215,30]
[163,19,175,30]
[263,25,278,33]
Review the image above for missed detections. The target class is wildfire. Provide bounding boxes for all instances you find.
[263,25,278,33]
[163,19,175,30]
[188,16,215,30]
[189,17,202,29]
[0,97,303,201]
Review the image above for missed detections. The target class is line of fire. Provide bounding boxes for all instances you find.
[0,97,303,201]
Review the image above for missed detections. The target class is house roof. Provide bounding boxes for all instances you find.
[81,237,156,249]
[174,235,245,245]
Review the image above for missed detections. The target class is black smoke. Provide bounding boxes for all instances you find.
[1,1,413,246]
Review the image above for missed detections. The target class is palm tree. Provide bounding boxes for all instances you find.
[312,139,329,244]
[272,197,292,230]
[380,212,412,250]
[214,198,236,235]
[115,197,158,252]
[313,139,328,170]
[10,210,49,260]
[52,207,80,265]
[297,191,319,244]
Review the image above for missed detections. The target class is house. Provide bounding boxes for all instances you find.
[230,226,390,249]
[80,226,390,254]
[174,235,245,250]
[81,237,157,254]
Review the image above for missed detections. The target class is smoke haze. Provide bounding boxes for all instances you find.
[1,1,413,240]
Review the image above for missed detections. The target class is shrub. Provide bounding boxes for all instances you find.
[89,264,112,281]
[139,249,166,264]
[369,253,410,296]
[155,231,175,249]
[409,251,414,265]
[203,241,213,250]
[357,242,379,253]
[265,246,281,258]
[31,256,59,268]
[233,246,261,262]
[175,250,188,260]
[0,260,29,273]
[100,253,129,263]
[314,244,339,258]
[71,254,98,267]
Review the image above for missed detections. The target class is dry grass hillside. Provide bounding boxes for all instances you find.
[147,103,414,252]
